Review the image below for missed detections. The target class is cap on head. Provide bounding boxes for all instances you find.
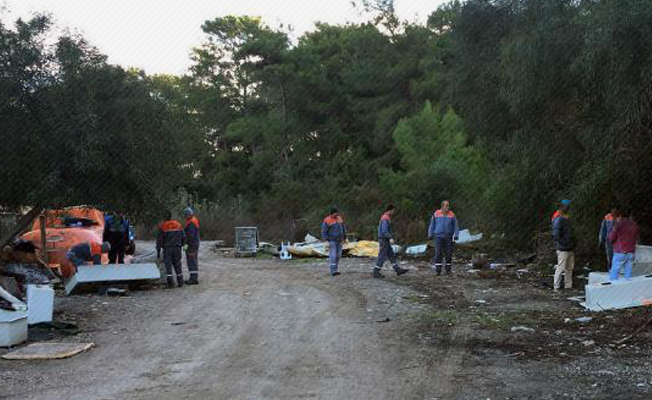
[101,242,111,253]
[330,207,339,215]
[183,207,194,217]
[561,199,571,206]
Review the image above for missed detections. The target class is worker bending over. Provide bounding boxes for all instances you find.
[64,241,110,277]
[157,211,186,288]
[183,207,200,285]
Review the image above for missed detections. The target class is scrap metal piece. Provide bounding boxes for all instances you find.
[64,263,161,295]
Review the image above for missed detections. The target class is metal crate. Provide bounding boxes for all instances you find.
[235,227,258,257]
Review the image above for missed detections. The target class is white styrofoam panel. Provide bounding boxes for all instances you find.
[65,263,161,295]
[26,284,54,325]
[584,274,652,311]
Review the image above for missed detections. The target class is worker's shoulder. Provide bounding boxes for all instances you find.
[434,210,456,218]
[160,220,183,231]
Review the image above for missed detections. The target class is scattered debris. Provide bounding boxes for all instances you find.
[457,229,483,244]
[2,342,94,360]
[405,244,428,256]
[475,299,488,304]
[582,340,595,346]
[511,326,535,333]
[575,317,593,323]
[375,318,391,323]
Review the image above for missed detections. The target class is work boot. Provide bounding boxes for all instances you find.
[166,277,175,289]
[445,265,452,275]
[393,265,409,276]
[185,275,199,285]
[331,272,341,277]
[177,276,184,288]
[372,268,385,279]
[436,266,442,276]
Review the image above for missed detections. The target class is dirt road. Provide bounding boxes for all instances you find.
[1,243,450,400]
[2,242,652,400]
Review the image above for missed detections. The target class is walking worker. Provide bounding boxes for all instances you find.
[373,204,409,279]
[64,241,110,277]
[156,211,186,288]
[428,200,459,275]
[552,203,574,291]
[598,207,617,271]
[183,207,200,285]
[103,213,130,264]
[321,208,346,276]
[609,209,640,281]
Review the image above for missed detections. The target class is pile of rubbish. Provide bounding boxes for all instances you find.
[259,229,484,260]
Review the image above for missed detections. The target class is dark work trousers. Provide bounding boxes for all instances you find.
[434,236,454,273]
[164,246,184,286]
[375,238,398,270]
[108,245,126,264]
[186,248,199,282]
[605,241,614,272]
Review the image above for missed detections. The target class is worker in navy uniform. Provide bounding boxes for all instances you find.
[183,207,200,285]
[103,213,130,264]
[156,211,186,288]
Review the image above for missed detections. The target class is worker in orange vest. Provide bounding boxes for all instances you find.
[183,207,200,285]
[157,211,186,288]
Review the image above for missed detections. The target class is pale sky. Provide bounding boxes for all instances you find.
[1,0,447,75]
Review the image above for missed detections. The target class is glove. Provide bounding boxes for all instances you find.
[156,250,161,259]
[183,244,189,252]
[390,239,395,245]
[454,237,459,242]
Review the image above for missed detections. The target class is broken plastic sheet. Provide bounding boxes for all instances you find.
[457,229,483,244]
[405,244,428,256]
[345,241,402,258]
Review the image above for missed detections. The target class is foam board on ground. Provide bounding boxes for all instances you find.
[584,274,652,311]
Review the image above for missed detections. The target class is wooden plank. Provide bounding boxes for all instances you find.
[2,342,94,360]
[39,213,48,265]
[0,207,43,249]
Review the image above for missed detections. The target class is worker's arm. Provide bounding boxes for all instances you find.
[453,216,459,241]
[380,219,392,239]
[427,216,435,239]
[321,221,328,241]
[341,222,347,241]
[156,227,163,257]
[599,219,607,245]
[608,222,619,244]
